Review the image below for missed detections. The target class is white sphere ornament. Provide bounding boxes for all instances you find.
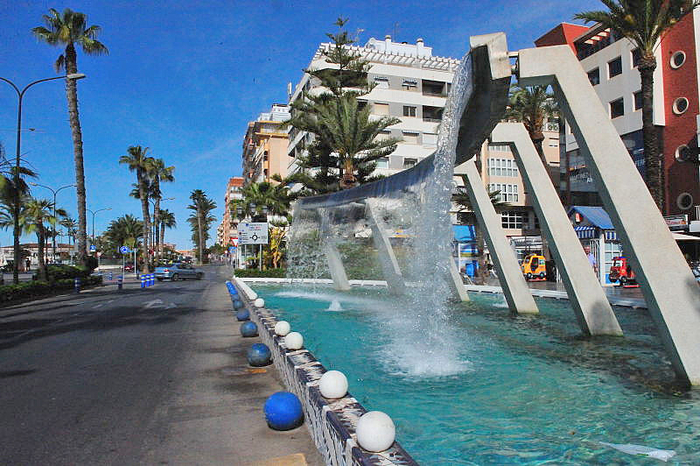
[254,298,265,308]
[356,411,396,452]
[284,332,304,350]
[274,321,291,337]
[318,370,348,399]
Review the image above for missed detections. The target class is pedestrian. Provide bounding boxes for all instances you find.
[583,245,598,275]
[25,257,31,271]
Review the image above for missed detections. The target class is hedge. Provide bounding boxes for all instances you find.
[0,275,103,304]
[233,268,287,278]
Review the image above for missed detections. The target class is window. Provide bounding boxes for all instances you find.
[488,158,518,177]
[422,79,445,96]
[587,68,600,86]
[633,91,642,111]
[548,138,559,147]
[403,106,417,117]
[403,157,417,168]
[422,105,443,122]
[373,103,389,116]
[673,97,689,115]
[609,97,624,118]
[402,79,418,90]
[374,76,390,89]
[608,56,622,78]
[401,131,419,144]
[489,183,519,202]
[631,48,641,68]
[376,157,389,169]
[488,143,511,152]
[501,211,526,229]
[671,51,686,69]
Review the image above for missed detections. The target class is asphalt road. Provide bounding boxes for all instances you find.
[0,265,322,466]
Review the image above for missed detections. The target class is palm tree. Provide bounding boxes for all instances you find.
[505,85,558,167]
[187,190,217,264]
[147,158,174,259]
[574,0,699,211]
[119,146,153,272]
[232,181,294,220]
[159,209,176,255]
[32,8,108,266]
[60,216,77,246]
[22,198,66,281]
[104,214,143,252]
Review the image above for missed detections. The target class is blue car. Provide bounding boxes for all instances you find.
[154,262,203,281]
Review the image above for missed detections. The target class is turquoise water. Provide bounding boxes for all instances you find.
[257,285,700,465]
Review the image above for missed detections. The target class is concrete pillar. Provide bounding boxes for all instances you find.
[463,160,539,314]
[518,45,700,385]
[492,122,622,335]
[447,255,470,302]
[319,209,351,291]
[365,200,407,295]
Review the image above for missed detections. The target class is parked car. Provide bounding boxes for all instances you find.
[124,262,135,272]
[154,262,203,281]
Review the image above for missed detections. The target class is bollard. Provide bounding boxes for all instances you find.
[140,274,146,289]
[151,273,155,286]
[74,277,81,294]
[108,271,113,281]
[117,275,123,290]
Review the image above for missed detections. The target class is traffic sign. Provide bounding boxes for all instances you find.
[238,222,268,245]
[120,246,130,254]
[89,244,97,252]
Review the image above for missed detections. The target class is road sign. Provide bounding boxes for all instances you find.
[238,222,268,245]
[120,246,130,254]
[89,244,97,252]
[230,237,239,247]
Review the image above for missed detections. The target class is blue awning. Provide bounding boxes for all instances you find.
[604,230,618,241]
[574,226,596,239]
[568,206,615,229]
[453,225,476,242]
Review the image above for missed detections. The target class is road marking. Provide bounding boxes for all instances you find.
[107,300,114,304]
[143,299,164,309]
[92,304,103,309]
[165,303,177,309]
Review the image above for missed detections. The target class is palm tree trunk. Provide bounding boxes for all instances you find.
[639,59,663,212]
[37,228,47,281]
[153,194,160,261]
[64,44,89,267]
[137,170,151,272]
[197,212,203,264]
[159,220,166,257]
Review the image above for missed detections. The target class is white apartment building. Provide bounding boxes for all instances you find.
[286,35,461,177]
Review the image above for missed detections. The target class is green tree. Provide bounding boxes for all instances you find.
[285,18,400,194]
[187,190,217,264]
[231,181,294,220]
[119,146,153,271]
[60,216,77,246]
[158,209,176,255]
[32,8,108,266]
[104,214,143,253]
[22,198,66,281]
[574,0,699,211]
[147,158,174,259]
[505,85,558,167]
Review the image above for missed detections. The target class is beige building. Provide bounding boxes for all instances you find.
[242,104,291,185]
[217,177,244,247]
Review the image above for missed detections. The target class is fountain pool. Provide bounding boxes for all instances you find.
[253,284,700,465]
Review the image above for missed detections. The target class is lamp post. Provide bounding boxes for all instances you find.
[87,207,112,246]
[0,73,86,284]
[29,182,76,263]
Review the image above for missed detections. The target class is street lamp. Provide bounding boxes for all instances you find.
[87,207,112,244]
[30,182,76,262]
[0,73,86,284]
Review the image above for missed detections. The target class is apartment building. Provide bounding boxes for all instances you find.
[242,104,291,185]
[536,15,700,223]
[217,177,244,247]
[286,35,460,177]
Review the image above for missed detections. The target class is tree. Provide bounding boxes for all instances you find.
[574,0,700,211]
[158,209,176,256]
[60,216,77,245]
[32,8,108,266]
[22,198,66,281]
[231,181,294,220]
[104,214,143,253]
[187,190,217,264]
[147,158,174,259]
[453,175,510,284]
[119,146,153,271]
[285,18,401,195]
[505,85,558,167]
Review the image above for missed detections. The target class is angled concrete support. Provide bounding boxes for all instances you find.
[365,201,407,295]
[518,45,700,384]
[319,209,351,291]
[447,256,470,301]
[463,160,539,314]
[492,123,622,336]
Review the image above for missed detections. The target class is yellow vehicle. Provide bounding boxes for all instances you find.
[521,254,547,279]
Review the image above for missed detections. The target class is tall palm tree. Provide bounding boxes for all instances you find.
[119,146,153,272]
[574,0,699,211]
[187,190,217,264]
[32,8,108,266]
[22,198,66,281]
[159,209,176,254]
[60,216,77,246]
[147,158,174,259]
[505,85,558,167]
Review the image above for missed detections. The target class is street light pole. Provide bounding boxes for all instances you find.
[87,206,112,248]
[0,73,86,284]
[30,182,76,263]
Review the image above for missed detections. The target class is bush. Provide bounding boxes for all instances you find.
[46,264,90,280]
[0,274,103,304]
[234,268,287,278]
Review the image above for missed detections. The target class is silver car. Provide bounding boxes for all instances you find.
[154,263,203,281]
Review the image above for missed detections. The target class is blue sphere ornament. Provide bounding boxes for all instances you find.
[236,308,250,321]
[264,391,304,430]
[247,343,272,366]
[233,299,244,309]
[240,321,258,337]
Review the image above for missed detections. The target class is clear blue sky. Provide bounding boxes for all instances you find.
[0,0,602,249]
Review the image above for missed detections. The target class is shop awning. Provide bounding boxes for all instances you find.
[453,225,476,242]
[574,226,596,239]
